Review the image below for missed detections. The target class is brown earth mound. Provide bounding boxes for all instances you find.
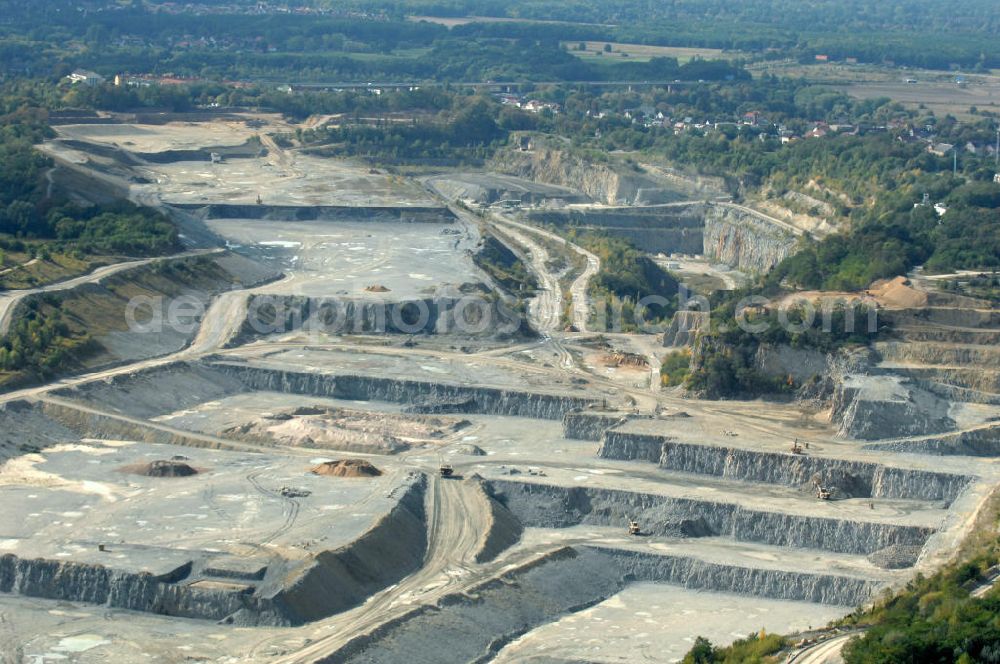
[364,284,391,293]
[868,276,928,309]
[311,459,382,478]
[122,459,199,477]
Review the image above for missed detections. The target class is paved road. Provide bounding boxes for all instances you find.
[787,633,855,664]
[789,567,1000,663]
[0,249,221,336]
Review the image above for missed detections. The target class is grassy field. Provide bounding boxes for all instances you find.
[750,61,1000,119]
[567,41,733,63]
[0,246,115,290]
[844,80,1000,119]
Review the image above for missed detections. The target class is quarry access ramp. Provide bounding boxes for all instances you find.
[0,248,223,336]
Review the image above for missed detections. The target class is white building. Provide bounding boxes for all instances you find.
[66,70,105,87]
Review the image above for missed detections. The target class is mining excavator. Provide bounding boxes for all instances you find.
[811,474,832,500]
[439,464,454,478]
[627,519,641,536]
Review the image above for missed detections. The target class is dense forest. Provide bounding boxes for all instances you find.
[3,0,999,76]
[0,87,178,258]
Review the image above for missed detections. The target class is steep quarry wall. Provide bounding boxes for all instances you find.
[53,361,247,419]
[490,147,680,206]
[877,340,1000,368]
[0,555,256,622]
[831,374,955,440]
[54,361,599,422]
[37,399,237,451]
[562,411,635,441]
[598,434,972,504]
[529,202,797,274]
[485,480,933,556]
[528,205,705,255]
[258,473,428,625]
[0,474,428,627]
[594,548,877,607]
[213,363,597,420]
[864,423,1000,457]
[755,345,829,383]
[662,310,710,347]
[703,204,797,273]
[898,366,1000,395]
[426,173,589,207]
[883,307,1000,330]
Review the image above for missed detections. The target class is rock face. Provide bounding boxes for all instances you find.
[864,423,1000,457]
[595,547,878,607]
[830,374,955,440]
[662,310,710,347]
[0,556,255,621]
[528,205,705,255]
[755,344,829,383]
[562,411,636,441]
[702,204,797,273]
[261,473,428,626]
[0,400,80,462]
[490,147,677,205]
[53,361,600,423]
[426,172,590,207]
[214,363,597,421]
[0,473,428,627]
[598,433,972,505]
[485,480,933,556]
[530,202,796,274]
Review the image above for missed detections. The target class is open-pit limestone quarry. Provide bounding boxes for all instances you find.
[2,113,1000,664]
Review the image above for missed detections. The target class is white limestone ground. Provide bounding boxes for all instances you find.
[493,584,848,664]
[0,117,997,664]
[206,217,482,300]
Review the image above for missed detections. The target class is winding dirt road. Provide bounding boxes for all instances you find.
[263,476,494,664]
[490,214,600,333]
[0,249,221,336]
